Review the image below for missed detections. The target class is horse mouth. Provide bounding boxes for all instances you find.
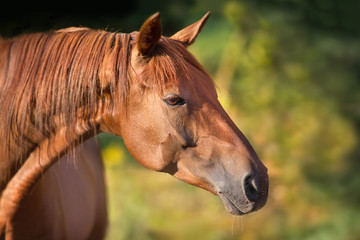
[218,193,255,215]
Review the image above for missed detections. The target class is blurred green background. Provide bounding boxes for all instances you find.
[2,1,360,239]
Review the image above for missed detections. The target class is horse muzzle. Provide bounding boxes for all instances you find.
[216,168,269,215]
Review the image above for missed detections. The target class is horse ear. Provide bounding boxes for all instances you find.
[171,11,211,46]
[137,12,162,56]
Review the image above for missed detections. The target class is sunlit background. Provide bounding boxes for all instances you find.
[2,1,360,239]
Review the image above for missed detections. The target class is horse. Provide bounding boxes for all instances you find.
[0,12,269,239]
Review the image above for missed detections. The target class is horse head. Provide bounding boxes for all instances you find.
[101,12,268,215]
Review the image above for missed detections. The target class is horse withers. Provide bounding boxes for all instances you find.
[0,12,268,239]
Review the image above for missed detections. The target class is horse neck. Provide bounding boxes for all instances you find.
[0,118,100,231]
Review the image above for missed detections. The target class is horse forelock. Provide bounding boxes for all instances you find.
[129,31,214,96]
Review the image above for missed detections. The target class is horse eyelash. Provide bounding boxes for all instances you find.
[163,94,186,106]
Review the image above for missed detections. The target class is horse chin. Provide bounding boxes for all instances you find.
[218,193,255,216]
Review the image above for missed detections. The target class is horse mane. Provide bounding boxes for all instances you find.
[0,28,130,184]
[0,26,212,187]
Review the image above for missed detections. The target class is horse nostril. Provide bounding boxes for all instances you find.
[244,175,259,203]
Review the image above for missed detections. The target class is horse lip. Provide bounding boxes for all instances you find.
[218,193,254,216]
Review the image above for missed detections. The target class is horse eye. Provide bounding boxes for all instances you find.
[163,94,186,106]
